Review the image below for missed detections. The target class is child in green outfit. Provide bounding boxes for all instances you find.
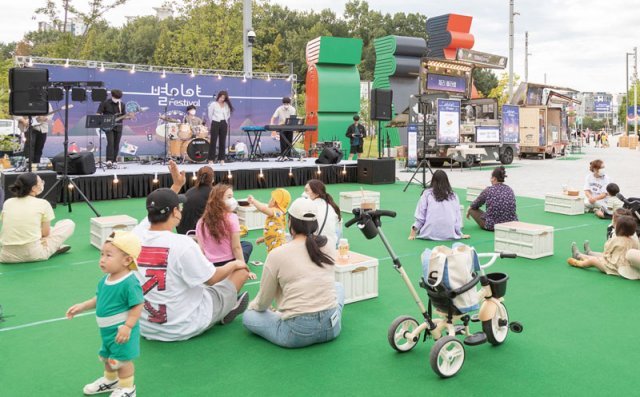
[248,188,291,253]
[67,231,143,397]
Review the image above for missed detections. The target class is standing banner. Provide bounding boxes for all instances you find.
[36,64,292,157]
[628,106,640,122]
[407,124,418,167]
[436,98,461,145]
[501,104,520,143]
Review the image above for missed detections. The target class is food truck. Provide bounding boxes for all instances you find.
[407,49,518,166]
[510,82,580,159]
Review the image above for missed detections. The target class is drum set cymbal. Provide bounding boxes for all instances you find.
[159,115,181,123]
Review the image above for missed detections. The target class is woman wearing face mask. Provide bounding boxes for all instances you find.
[584,159,610,213]
[196,184,252,267]
[303,179,341,248]
[0,173,76,263]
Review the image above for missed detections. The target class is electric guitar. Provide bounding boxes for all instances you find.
[114,107,149,123]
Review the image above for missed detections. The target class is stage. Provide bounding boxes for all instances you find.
[0,158,358,203]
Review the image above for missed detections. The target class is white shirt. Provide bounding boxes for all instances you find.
[583,173,610,197]
[208,101,231,122]
[271,104,296,125]
[132,224,216,341]
[313,198,340,248]
[30,104,53,133]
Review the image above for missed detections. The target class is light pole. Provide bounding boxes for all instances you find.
[243,0,253,78]
[634,47,638,135]
[508,0,518,101]
[626,52,633,136]
[524,31,532,83]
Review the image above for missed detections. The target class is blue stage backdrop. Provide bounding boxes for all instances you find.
[37,64,293,157]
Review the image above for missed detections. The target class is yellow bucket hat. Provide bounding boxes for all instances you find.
[271,188,291,211]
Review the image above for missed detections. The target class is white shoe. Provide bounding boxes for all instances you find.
[83,377,119,395]
[110,387,136,397]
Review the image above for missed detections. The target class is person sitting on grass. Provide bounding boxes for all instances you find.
[0,173,75,263]
[568,215,640,279]
[606,208,638,241]
[409,170,469,241]
[247,188,291,253]
[584,159,610,213]
[467,166,517,231]
[196,184,253,266]
[66,231,143,397]
[594,183,623,220]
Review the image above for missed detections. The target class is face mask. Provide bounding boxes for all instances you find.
[188,110,196,115]
[225,197,238,211]
[301,192,309,199]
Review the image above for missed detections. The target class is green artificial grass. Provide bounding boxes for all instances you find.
[1,183,634,396]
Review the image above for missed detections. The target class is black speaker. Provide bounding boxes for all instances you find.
[1,171,59,207]
[357,158,395,184]
[52,151,96,175]
[71,88,86,102]
[315,147,342,164]
[9,67,49,116]
[370,88,393,121]
[91,88,107,102]
[47,87,64,101]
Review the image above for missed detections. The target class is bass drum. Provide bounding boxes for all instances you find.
[184,138,209,163]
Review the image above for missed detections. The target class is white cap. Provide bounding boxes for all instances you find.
[288,198,317,221]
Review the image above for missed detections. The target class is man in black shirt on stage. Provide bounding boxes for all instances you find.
[97,89,126,168]
[346,115,366,160]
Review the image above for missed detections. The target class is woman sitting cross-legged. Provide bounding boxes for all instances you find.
[0,173,75,263]
[409,170,469,241]
[467,166,518,231]
[568,215,640,279]
[242,198,344,348]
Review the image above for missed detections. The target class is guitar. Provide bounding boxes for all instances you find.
[17,104,74,130]
[114,107,149,123]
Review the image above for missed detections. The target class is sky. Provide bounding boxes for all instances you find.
[2,0,638,95]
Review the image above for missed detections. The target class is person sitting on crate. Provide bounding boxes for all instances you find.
[345,115,366,161]
[409,170,469,241]
[467,166,518,232]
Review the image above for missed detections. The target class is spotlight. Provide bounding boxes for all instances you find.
[192,172,197,181]
[99,63,105,72]
[258,168,264,179]
[64,59,69,68]
[153,173,159,184]
[130,65,136,74]
[288,167,293,177]
[342,165,347,175]
[242,74,247,83]
[113,174,119,184]
[286,74,294,82]
[190,69,195,78]
[217,74,222,80]
[161,70,166,78]
[316,166,321,175]
[266,74,271,82]
[227,170,232,179]
[67,183,74,190]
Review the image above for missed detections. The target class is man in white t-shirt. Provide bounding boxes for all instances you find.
[270,97,297,159]
[583,162,610,212]
[132,188,251,341]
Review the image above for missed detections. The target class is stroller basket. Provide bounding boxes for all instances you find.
[487,272,509,298]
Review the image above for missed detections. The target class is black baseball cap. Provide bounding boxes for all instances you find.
[146,188,187,215]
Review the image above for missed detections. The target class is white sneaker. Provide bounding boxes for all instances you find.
[110,387,136,397]
[83,377,119,395]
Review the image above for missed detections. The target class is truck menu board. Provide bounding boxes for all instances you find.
[437,98,461,145]
[427,74,467,94]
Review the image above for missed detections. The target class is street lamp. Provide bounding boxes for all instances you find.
[508,0,519,101]
[626,51,633,136]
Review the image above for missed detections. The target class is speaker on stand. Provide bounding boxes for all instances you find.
[370,88,393,158]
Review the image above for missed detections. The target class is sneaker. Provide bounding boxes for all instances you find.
[571,242,581,260]
[54,245,71,256]
[106,161,113,169]
[221,291,249,325]
[109,387,136,397]
[83,377,119,395]
[583,240,593,255]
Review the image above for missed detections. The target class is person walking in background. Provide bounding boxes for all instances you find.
[207,91,233,164]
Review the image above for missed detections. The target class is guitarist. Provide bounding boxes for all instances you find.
[17,103,53,168]
[97,89,126,168]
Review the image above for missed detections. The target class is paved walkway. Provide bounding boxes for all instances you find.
[397,136,639,199]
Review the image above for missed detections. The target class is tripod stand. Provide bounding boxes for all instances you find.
[44,83,101,217]
[403,96,435,192]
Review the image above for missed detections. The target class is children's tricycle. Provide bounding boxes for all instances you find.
[345,208,523,378]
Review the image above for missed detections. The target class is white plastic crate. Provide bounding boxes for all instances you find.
[339,191,381,213]
[466,186,486,202]
[334,252,379,304]
[237,205,267,230]
[544,193,584,215]
[494,221,554,259]
[90,215,138,249]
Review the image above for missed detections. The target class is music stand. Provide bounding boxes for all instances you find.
[86,114,114,171]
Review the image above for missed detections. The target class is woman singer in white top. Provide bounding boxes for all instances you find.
[207,90,233,164]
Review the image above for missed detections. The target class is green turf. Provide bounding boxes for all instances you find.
[0,183,633,396]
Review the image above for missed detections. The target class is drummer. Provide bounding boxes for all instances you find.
[184,105,203,129]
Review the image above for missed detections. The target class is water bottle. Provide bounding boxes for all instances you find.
[338,238,349,261]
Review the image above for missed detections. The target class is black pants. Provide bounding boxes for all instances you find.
[209,120,227,161]
[106,128,123,162]
[279,131,293,156]
[25,127,47,164]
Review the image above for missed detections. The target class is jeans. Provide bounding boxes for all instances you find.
[242,282,345,348]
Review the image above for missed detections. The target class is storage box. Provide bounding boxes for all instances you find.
[466,186,486,202]
[544,193,584,215]
[334,252,379,304]
[237,205,267,230]
[629,135,638,149]
[494,221,554,259]
[339,191,381,213]
[619,135,629,148]
[90,215,138,249]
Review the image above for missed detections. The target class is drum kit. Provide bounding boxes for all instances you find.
[159,115,210,162]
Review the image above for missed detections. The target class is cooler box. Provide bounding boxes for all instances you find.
[90,215,138,249]
[466,186,486,202]
[335,252,379,304]
[544,193,584,215]
[494,221,554,259]
[339,191,381,213]
[237,205,267,230]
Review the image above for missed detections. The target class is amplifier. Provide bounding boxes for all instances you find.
[357,158,395,185]
[315,141,342,150]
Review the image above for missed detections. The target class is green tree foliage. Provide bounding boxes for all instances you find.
[0,58,14,118]
[472,68,498,98]
[488,72,521,107]
[617,81,640,130]
[581,116,605,131]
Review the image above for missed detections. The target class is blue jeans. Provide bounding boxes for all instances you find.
[242,282,345,348]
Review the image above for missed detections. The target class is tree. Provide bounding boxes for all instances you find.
[0,58,14,118]
[35,0,130,35]
[472,68,498,98]
[582,117,605,131]
[488,72,520,107]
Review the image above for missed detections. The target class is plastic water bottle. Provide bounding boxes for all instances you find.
[338,238,349,261]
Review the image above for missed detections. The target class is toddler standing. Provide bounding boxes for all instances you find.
[67,231,143,397]
[248,188,291,253]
